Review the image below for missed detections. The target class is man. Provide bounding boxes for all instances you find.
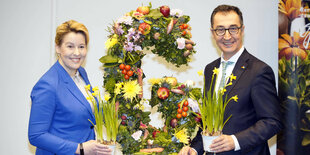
[179,4,283,155]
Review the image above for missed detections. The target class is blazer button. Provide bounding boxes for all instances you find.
[90,125,94,129]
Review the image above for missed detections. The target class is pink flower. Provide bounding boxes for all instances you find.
[139,122,147,129]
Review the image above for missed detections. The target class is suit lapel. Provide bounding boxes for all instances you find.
[55,61,95,119]
[205,58,221,94]
[225,49,250,97]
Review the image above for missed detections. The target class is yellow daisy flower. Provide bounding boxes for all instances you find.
[197,70,203,76]
[122,80,142,102]
[105,34,118,49]
[174,128,189,144]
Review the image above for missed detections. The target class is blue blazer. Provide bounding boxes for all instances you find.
[191,49,283,155]
[28,61,96,155]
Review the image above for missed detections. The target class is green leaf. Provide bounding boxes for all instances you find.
[302,133,310,146]
[103,63,118,68]
[99,55,119,64]
[125,52,141,65]
[147,8,162,19]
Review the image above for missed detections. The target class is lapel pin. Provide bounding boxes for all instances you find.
[241,66,246,69]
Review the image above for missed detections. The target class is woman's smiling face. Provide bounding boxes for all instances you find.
[56,32,87,76]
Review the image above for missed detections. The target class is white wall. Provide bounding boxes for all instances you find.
[0,0,278,154]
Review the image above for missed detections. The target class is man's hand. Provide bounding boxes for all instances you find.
[178,146,197,155]
[209,135,235,153]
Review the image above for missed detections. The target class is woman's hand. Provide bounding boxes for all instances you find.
[76,140,112,155]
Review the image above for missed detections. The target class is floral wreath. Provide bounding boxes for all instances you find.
[100,3,199,154]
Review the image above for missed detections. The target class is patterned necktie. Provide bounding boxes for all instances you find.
[219,61,233,89]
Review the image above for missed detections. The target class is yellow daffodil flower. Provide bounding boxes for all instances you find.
[92,86,99,91]
[86,96,91,101]
[197,70,203,76]
[92,91,98,97]
[226,82,233,87]
[85,85,91,91]
[104,93,111,101]
[220,88,227,94]
[212,67,219,75]
[232,95,238,102]
[229,74,236,81]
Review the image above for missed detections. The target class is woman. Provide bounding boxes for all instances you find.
[28,20,111,155]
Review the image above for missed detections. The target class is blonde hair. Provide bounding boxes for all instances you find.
[55,20,89,46]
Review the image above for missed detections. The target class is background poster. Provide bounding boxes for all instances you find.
[278,0,310,154]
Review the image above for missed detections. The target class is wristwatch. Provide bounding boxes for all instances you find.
[79,143,84,155]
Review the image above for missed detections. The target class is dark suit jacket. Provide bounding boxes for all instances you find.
[28,61,96,155]
[191,49,283,155]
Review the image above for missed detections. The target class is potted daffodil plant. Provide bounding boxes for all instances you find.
[190,68,238,152]
[85,85,120,155]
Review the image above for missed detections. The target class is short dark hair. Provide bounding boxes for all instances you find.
[210,4,243,28]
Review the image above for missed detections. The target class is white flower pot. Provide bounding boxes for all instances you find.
[107,144,116,155]
[201,133,220,152]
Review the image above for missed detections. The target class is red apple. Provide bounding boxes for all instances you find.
[157,87,170,100]
[136,6,150,15]
[160,5,170,17]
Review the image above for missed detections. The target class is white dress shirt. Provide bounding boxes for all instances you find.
[71,71,94,111]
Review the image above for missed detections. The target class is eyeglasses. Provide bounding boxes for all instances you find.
[212,25,243,36]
